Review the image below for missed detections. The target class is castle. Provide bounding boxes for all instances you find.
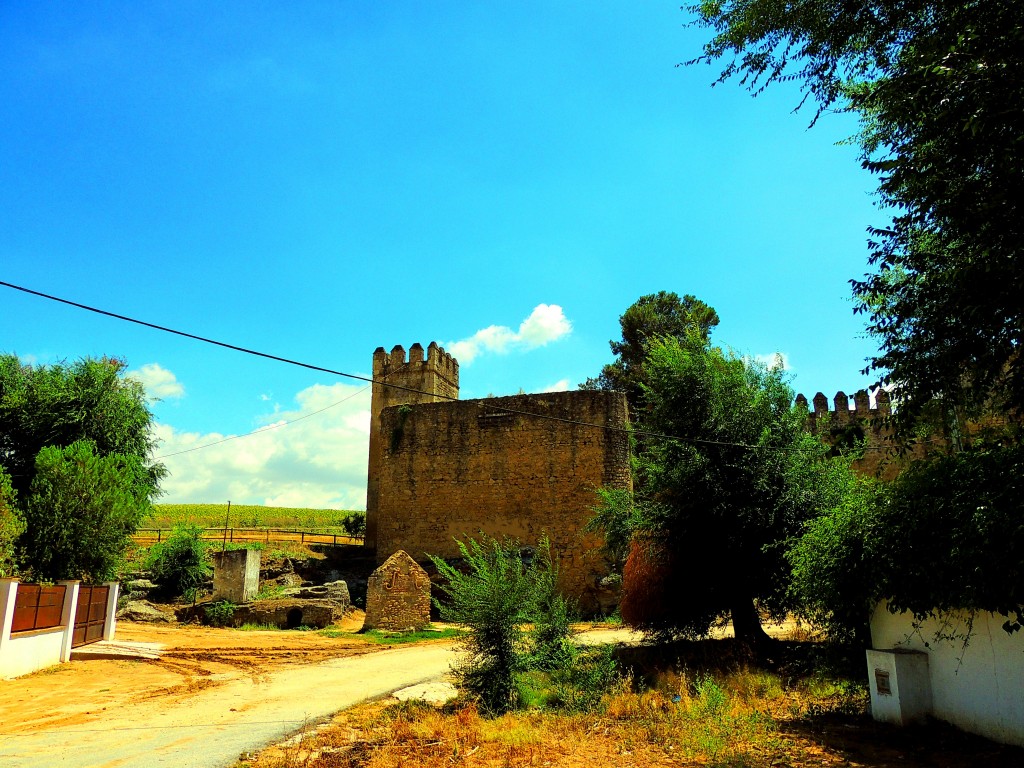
[363,342,925,610]
[365,342,631,612]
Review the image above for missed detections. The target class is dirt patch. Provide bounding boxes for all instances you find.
[0,613,375,736]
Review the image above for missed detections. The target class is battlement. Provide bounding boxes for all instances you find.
[795,388,891,425]
[372,341,459,387]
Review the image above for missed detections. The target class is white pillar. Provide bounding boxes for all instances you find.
[58,581,80,662]
[101,581,120,641]
[0,579,18,652]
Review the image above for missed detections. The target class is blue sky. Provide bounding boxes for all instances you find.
[1,3,881,510]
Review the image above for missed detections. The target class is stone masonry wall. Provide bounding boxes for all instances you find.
[365,343,459,549]
[375,389,631,612]
[796,388,943,480]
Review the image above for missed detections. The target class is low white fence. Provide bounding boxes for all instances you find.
[0,579,119,679]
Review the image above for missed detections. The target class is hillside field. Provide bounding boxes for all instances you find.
[149,504,365,533]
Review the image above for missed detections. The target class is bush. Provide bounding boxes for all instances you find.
[147,524,211,599]
[0,469,24,577]
[430,536,537,714]
[339,511,366,538]
[204,600,236,627]
[788,445,1024,642]
[431,535,580,715]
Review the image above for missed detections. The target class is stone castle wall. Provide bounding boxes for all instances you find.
[795,388,936,479]
[365,343,460,549]
[374,387,631,612]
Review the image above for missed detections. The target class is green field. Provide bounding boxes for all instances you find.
[149,504,365,533]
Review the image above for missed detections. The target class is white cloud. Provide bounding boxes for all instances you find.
[448,304,572,364]
[127,363,185,401]
[753,352,790,371]
[541,378,571,393]
[152,382,371,510]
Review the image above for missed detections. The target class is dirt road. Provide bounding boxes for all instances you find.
[0,621,460,768]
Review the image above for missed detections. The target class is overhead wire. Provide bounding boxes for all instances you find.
[1,279,897,454]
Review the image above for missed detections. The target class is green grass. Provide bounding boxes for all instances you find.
[237,623,282,631]
[149,504,364,533]
[316,626,465,643]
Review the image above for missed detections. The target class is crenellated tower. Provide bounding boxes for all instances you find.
[364,343,459,549]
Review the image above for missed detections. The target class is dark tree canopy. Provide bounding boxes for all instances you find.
[690,0,1024,429]
[0,355,164,501]
[582,292,719,413]
[0,354,165,580]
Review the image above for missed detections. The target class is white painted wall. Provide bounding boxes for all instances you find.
[0,628,65,679]
[871,603,1024,746]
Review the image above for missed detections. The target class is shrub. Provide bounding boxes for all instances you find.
[147,524,211,599]
[430,536,537,714]
[339,511,366,538]
[204,600,236,627]
[0,469,24,577]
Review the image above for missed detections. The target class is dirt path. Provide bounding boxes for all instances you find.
[0,619,460,768]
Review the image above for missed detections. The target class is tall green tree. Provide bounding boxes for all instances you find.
[689,0,1024,428]
[0,354,165,580]
[0,355,165,500]
[19,441,152,581]
[582,291,719,414]
[601,334,847,645]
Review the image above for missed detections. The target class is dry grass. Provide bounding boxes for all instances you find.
[235,661,863,768]
[235,640,1024,768]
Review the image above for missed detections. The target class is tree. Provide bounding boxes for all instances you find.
[582,292,719,413]
[0,355,165,580]
[20,441,152,581]
[0,355,165,500]
[688,0,1024,428]
[600,334,848,645]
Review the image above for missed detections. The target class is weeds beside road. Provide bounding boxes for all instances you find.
[238,638,1024,768]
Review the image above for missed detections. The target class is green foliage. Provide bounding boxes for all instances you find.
[430,536,538,714]
[254,583,287,600]
[0,355,164,502]
[547,645,619,713]
[593,333,856,643]
[788,445,1024,640]
[0,468,24,577]
[586,487,645,571]
[204,600,236,627]
[874,447,1024,632]
[688,2,1024,424]
[786,473,883,643]
[359,627,465,644]
[429,535,577,715]
[0,355,163,581]
[150,503,365,534]
[20,440,151,581]
[146,524,211,599]
[339,511,366,538]
[582,292,719,413]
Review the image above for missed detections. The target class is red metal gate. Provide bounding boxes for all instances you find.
[72,585,109,648]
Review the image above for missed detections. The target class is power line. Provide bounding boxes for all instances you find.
[0,279,894,454]
[152,384,371,460]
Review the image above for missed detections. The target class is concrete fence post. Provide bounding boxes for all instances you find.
[102,581,120,641]
[0,579,18,651]
[58,581,80,662]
